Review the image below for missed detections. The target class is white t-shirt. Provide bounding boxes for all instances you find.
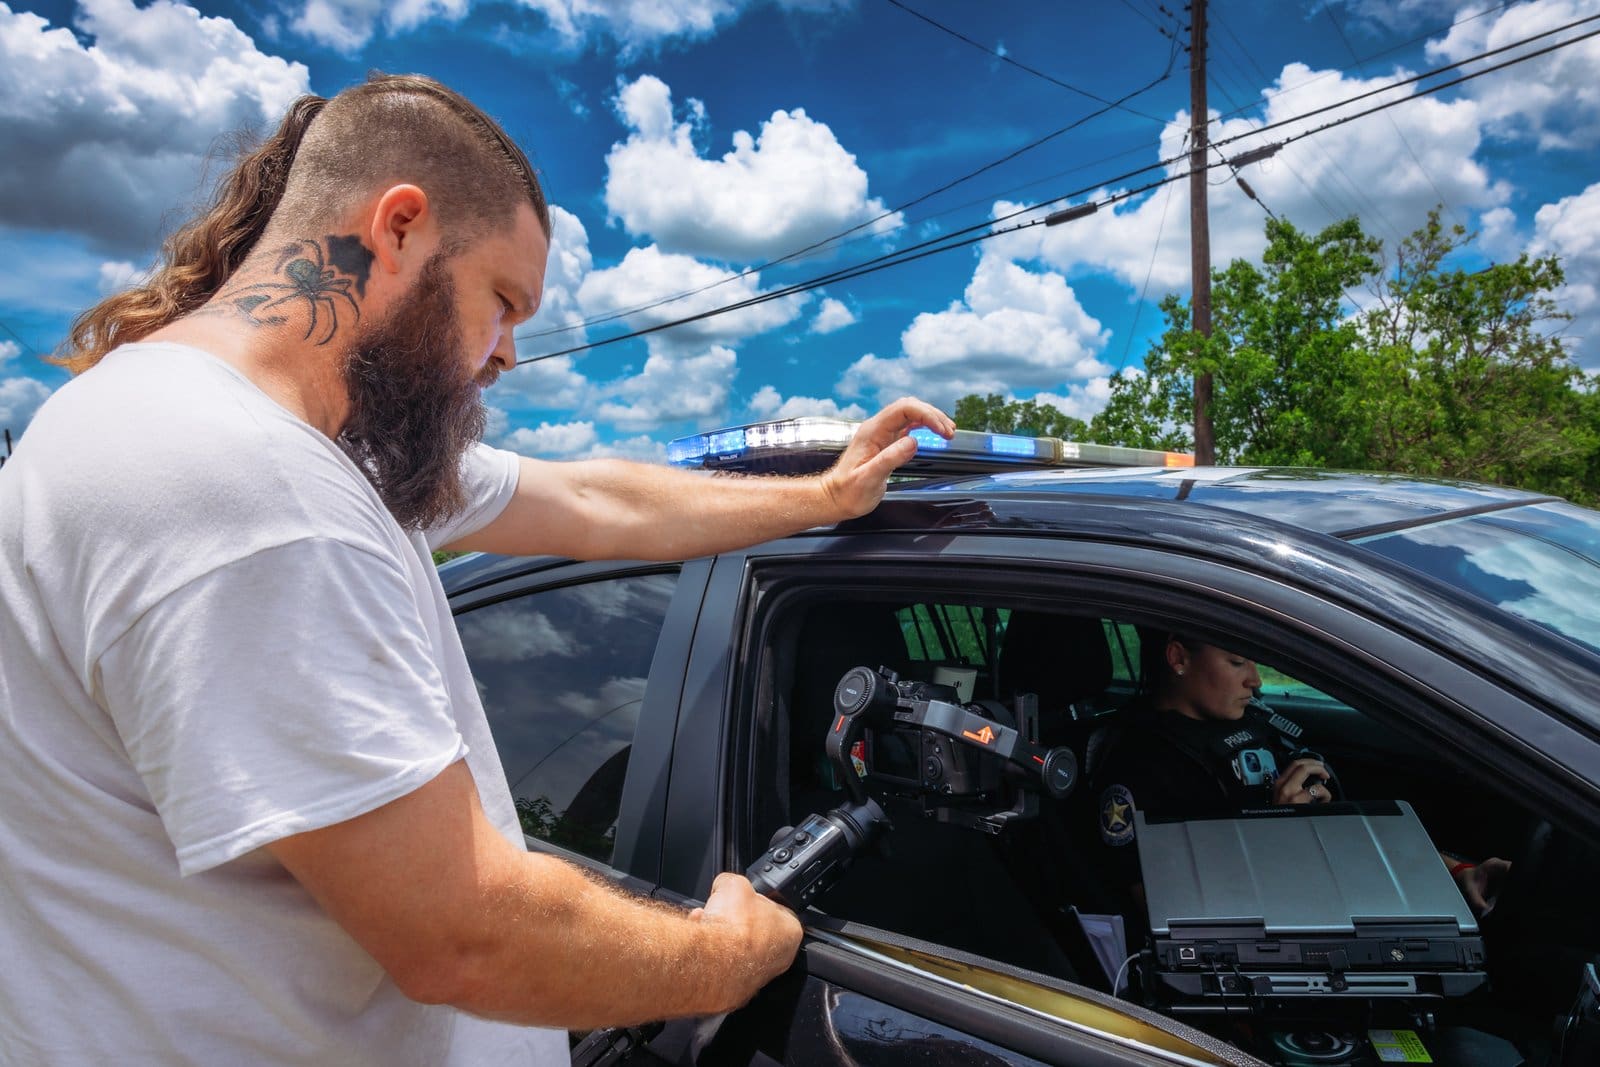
[0,342,567,1065]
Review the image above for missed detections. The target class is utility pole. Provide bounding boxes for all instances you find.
[1188,0,1215,465]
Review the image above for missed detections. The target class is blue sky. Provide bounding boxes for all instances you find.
[2,0,1598,461]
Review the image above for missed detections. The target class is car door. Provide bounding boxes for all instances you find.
[447,556,712,896]
[651,530,1600,1066]
[642,540,1274,1066]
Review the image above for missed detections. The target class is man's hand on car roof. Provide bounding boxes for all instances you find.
[821,397,955,519]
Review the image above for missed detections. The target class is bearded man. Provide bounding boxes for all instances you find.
[0,74,953,1065]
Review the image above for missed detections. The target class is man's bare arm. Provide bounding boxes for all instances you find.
[267,761,801,1029]
[446,397,955,561]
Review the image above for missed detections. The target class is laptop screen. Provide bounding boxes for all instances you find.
[1135,801,1478,938]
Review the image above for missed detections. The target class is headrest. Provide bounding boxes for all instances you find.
[996,611,1113,715]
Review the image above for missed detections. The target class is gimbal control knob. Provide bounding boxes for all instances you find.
[834,666,886,717]
[1041,747,1078,799]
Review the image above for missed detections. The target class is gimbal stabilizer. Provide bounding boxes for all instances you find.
[747,666,1077,909]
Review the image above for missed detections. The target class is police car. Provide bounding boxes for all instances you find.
[442,419,1600,1067]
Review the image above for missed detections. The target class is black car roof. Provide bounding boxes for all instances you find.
[443,467,1565,595]
[892,466,1559,540]
[440,462,1597,734]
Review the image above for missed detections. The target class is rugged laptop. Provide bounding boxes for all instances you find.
[1134,801,1487,1005]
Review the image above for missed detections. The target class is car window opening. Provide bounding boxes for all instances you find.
[748,586,1600,1067]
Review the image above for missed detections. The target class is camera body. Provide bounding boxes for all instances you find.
[859,676,1002,800]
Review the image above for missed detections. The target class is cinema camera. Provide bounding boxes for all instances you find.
[747,665,1078,910]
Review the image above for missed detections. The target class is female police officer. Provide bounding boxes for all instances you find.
[1088,631,1508,922]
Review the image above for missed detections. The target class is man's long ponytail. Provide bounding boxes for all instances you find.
[55,94,328,375]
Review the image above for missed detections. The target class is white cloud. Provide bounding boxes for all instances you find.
[603,74,900,263]
[501,236,800,431]
[747,385,866,421]
[0,375,53,434]
[810,297,857,334]
[535,204,594,345]
[291,0,468,51]
[593,342,739,430]
[501,354,594,410]
[576,243,806,343]
[1325,0,1463,33]
[1424,0,1600,150]
[1477,205,1524,261]
[531,0,738,50]
[840,252,1108,411]
[1528,181,1600,366]
[0,339,17,370]
[97,259,150,295]
[1028,380,1115,423]
[553,75,589,118]
[502,204,595,408]
[991,60,1502,291]
[456,608,580,662]
[583,434,668,462]
[503,419,599,457]
[553,675,648,719]
[526,0,851,55]
[0,0,311,253]
[489,410,669,462]
[287,0,847,52]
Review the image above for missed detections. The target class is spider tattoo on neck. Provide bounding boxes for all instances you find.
[212,236,372,345]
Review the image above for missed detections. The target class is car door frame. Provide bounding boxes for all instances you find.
[654,529,1600,1065]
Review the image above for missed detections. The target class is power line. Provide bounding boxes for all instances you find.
[1116,136,1184,377]
[1318,1,1462,229]
[516,40,1181,344]
[516,17,1600,368]
[1203,11,1600,155]
[1207,0,1520,127]
[1202,18,1358,223]
[881,0,1168,123]
[1116,0,1168,34]
[1207,14,1398,240]
[524,5,1583,351]
[0,319,40,358]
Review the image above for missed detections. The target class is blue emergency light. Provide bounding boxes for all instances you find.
[666,417,1193,476]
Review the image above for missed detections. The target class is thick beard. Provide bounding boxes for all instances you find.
[338,253,488,532]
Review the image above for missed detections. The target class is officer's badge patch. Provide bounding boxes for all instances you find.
[1099,784,1136,846]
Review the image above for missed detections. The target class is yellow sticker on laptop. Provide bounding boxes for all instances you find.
[1368,1029,1432,1063]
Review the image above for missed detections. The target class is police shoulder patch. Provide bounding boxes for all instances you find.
[1098,784,1137,847]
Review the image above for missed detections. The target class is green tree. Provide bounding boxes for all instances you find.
[1358,213,1595,500]
[1090,215,1382,466]
[1088,210,1599,504]
[953,393,1089,441]
[515,794,617,858]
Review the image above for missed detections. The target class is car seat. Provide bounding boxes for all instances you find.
[785,600,911,799]
[990,610,1129,982]
[994,610,1114,751]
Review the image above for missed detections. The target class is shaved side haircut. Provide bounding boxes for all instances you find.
[60,73,549,375]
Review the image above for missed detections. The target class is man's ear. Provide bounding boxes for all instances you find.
[367,184,434,275]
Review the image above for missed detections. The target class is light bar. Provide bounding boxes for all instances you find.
[667,417,1194,476]
[667,417,857,470]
